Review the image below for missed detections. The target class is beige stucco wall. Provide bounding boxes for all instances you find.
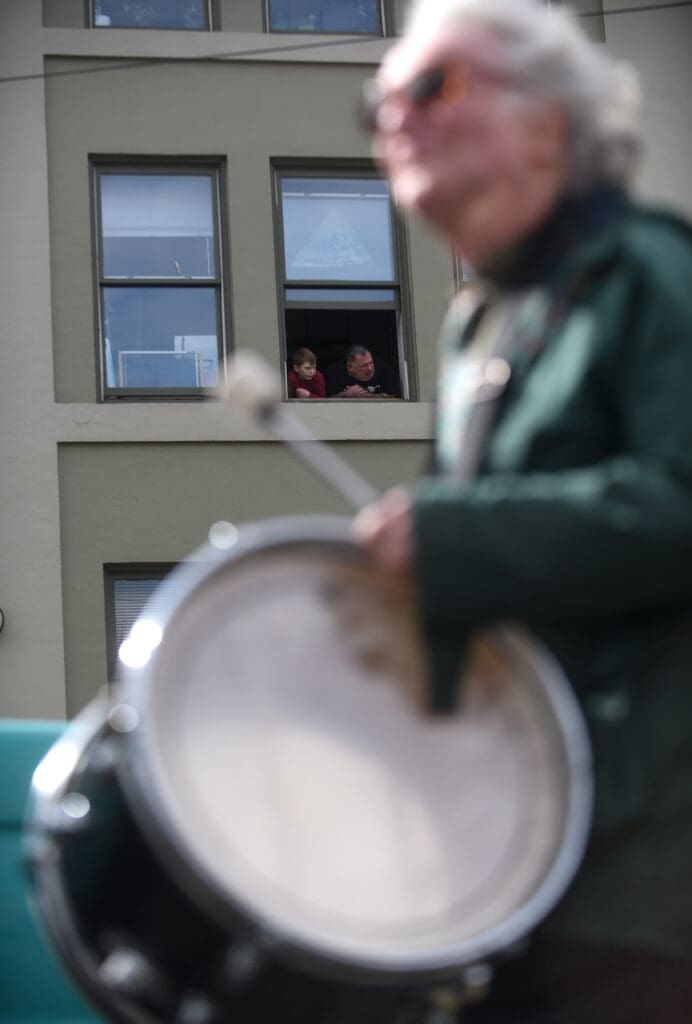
[2,0,691,718]
[43,54,451,404]
[2,5,446,718]
[604,0,692,219]
[59,439,428,714]
[1,2,67,717]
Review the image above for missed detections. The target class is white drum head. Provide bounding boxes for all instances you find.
[119,521,592,980]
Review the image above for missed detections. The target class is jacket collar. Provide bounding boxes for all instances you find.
[476,186,628,293]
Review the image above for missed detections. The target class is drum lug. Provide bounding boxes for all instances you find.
[88,734,121,775]
[393,986,463,1024]
[46,792,93,835]
[24,833,60,868]
[427,985,465,1022]
[98,944,167,1005]
[502,937,529,959]
[107,702,140,735]
[219,934,268,989]
[462,961,493,1000]
[399,967,495,1024]
[175,991,219,1024]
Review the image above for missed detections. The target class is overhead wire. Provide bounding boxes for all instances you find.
[0,35,381,85]
[0,1,690,86]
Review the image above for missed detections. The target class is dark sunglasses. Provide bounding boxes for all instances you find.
[358,64,472,135]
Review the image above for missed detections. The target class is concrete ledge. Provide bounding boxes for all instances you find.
[52,401,435,443]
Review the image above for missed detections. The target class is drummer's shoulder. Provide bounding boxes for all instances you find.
[619,199,692,283]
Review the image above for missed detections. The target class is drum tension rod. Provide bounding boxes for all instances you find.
[98,944,169,1007]
[417,964,494,1023]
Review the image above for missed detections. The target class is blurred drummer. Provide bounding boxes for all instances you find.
[354,0,692,1019]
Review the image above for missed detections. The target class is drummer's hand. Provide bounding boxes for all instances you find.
[352,487,414,575]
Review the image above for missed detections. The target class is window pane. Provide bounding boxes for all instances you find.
[101,174,216,279]
[109,571,173,678]
[103,286,219,388]
[268,0,379,33]
[281,177,394,282]
[286,288,395,303]
[113,577,164,651]
[93,1,209,29]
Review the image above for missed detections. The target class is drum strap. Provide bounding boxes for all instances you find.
[424,284,571,713]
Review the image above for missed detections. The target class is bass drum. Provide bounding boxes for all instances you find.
[25,515,592,1024]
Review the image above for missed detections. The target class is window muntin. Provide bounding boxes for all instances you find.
[92,1,210,29]
[268,0,382,34]
[276,170,408,399]
[95,167,224,397]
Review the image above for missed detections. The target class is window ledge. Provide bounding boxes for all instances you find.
[53,401,434,443]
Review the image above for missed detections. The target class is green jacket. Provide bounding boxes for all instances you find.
[414,191,692,955]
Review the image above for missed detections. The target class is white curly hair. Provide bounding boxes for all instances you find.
[404,0,642,190]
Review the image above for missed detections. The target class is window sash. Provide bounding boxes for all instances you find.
[267,0,383,34]
[99,172,219,281]
[284,286,398,306]
[92,0,212,29]
[278,174,398,286]
[95,165,224,396]
[275,166,410,399]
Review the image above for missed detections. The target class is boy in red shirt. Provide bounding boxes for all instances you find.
[286,347,326,399]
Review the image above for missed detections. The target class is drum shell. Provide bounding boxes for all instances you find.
[25,515,593,1023]
[24,705,461,1024]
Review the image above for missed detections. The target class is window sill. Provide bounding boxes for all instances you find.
[53,400,434,443]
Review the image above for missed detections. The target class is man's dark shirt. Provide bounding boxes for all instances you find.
[325,358,399,397]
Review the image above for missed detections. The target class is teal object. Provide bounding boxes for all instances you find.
[0,719,102,1023]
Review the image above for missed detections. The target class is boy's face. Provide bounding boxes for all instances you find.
[295,361,317,381]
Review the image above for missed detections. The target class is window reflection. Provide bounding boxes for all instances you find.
[282,178,394,282]
[101,175,216,279]
[268,0,380,34]
[97,169,222,395]
[93,1,208,29]
[103,287,218,388]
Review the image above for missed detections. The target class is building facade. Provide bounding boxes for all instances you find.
[1,0,691,718]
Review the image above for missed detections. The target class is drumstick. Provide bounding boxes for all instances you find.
[219,351,379,511]
[221,353,461,717]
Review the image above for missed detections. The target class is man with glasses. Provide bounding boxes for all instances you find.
[354,0,692,1019]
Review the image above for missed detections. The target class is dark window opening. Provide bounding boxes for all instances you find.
[285,308,400,388]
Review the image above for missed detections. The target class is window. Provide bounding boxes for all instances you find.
[267,0,383,34]
[94,165,225,397]
[91,1,211,29]
[275,170,410,398]
[454,252,475,291]
[104,565,174,679]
